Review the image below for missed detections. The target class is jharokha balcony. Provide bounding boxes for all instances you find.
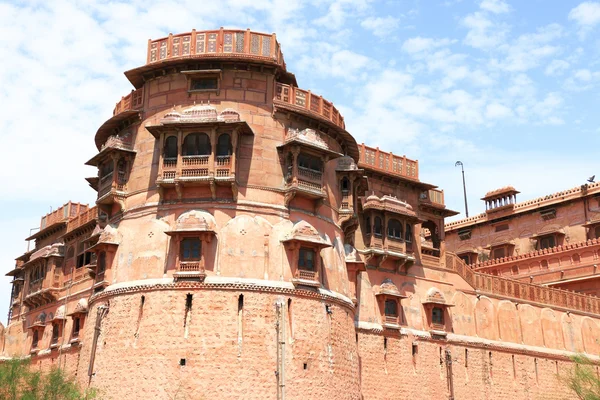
[87,133,135,209]
[147,104,252,201]
[94,88,144,150]
[361,195,419,272]
[277,127,343,208]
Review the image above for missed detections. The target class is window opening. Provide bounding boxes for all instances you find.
[374,217,383,237]
[432,307,444,325]
[73,317,81,338]
[365,217,371,235]
[297,153,322,172]
[539,235,556,250]
[181,238,201,261]
[164,136,178,159]
[387,219,403,239]
[190,77,218,91]
[183,133,210,156]
[341,177,350,193]
[384,299,398,316]
[298,247,315,271]
[32,330,39,349]
[97,252,106,275]
[217,133,232,157]
[405,224,412,243]
[52,323,59,345]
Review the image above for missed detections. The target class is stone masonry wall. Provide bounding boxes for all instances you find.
[76,287,360,400]
[358,331,578,400]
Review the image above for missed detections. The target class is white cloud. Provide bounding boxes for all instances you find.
[401,37,455,53]
[461,12,508,49]
[569,2,600,38]
[564,68,600,91]
[485,103,513,119]
[545,59,570,76]
[480,0,511,14]
[361,16,400,38]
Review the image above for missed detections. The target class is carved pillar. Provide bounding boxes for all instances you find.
[158,132,165,178]
[210,128,217,177]
[176,130,183,178]
[291,146,300,185]
[231,128,239,180]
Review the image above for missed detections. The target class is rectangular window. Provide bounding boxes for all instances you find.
[492,247,506,259]
[459,255,471,265]
[181,238,201,261]
[298,247,315,271]
[539,235,555,250]
[73,318,81,338]
[190,77,218,91]
[432,307,444,325]
[384,299,398,316]
[52,324,59,345]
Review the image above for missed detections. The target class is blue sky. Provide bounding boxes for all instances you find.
[1,0,600,324]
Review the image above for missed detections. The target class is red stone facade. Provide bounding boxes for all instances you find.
[3,28,600,399]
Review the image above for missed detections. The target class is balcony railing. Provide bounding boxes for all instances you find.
[182,155,209,166]
[383,315,399,326]
[421,189,444,205]
[28,281,42,294]
[66,206,98,233]
[216,156,231,166]
[358,143,419,180]
[113,88,144,116]
[445,253,600,316]
[39,202,88,231]
[297,179,323,193]
[179,261,203,272]
[146,29,285,69]
[298,166,322,182]
[275,83,345,130]
[294,269,319,282]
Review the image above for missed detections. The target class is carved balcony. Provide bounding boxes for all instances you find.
[291,268,320,288]
[174,261,206,282]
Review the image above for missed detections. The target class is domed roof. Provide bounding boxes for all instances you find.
[168,209,217,233]
[282,220,331,247]
[53,305,67,320]
[181,103,218,119]
[71,298,88,315]
[423,287,451,305]
[379,278,400,294]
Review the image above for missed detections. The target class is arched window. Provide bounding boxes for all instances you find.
[365,217,371,235]
[217,133,232,156]
[387,219,403,239]
[405,224,413,243]
[164,136,178,159]
[432,307,444,325]
[384,299,398,316]
[183,133,211,156]
[374,217,383,236]
[341,177,350,194]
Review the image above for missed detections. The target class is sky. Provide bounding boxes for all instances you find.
[1,0,600,325]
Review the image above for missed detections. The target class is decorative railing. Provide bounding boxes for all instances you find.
[386,237,406,254]
[179,261,203,272]
[181,168,210,178]
[72,267,88,283]
[275,83,345,130]
[100,172,113,186]
[98,183,112,198]
[473,239,600,270]
[163,171,176,180]
[216,156,230,166]
[445,253,600,315]
[113,88,144,116]
[216,169,231,178]
[164,158,177,168]
[298,166,322,182]
[182,155,209,166]
[297,179,323,193]
[147,29,285,69]
[101,135,133,151]
[424,189,444,205]
[383,315,399,325]
[66,206,98,233]
[341,202,350,210]
[295,269,319,282]
[39,202,87,230]
[358,143,419,180]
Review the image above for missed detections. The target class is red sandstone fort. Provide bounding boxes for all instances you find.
[1,28,599,399]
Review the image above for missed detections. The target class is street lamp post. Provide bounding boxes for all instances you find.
[455,161,469,218]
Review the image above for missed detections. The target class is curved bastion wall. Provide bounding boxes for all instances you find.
[5,28,600,400]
